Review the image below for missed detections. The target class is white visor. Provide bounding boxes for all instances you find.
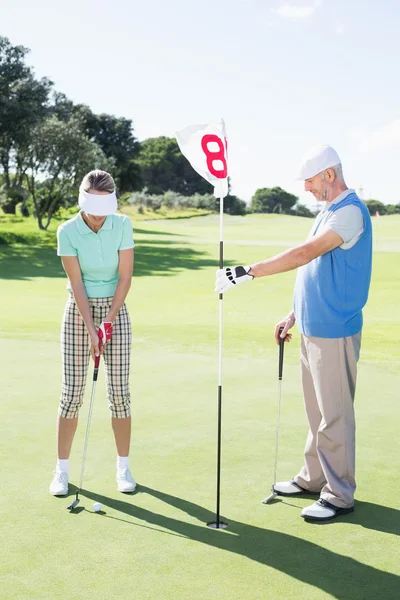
[78,190,118,216]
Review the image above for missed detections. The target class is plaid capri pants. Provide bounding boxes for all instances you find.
[59,295,131,419]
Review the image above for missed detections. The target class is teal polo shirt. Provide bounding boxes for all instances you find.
[57,211,134,298]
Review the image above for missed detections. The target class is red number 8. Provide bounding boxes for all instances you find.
[201,134,228,179]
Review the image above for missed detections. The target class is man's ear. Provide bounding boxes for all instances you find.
[325,168,336,182]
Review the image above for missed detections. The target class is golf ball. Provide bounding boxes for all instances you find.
[93,502,102,513]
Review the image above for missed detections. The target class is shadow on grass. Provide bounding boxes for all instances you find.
[133,242,225,277]
[123,225,186,238]
[71,484,399,600]
[0,246,65,278]
[0,240,226,280]
[125,227,185,237]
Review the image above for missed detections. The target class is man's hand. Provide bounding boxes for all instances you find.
[215,266,254,294]
[274,312,295,345]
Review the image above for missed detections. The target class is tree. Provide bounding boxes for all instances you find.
[219,194,247,216]
[135,136,213,196]
[83,111,142,193]
[0,180,6,206]
[385,203,400,215]
[249,187,297,214]
[290,202,315,218]
[25,116,113,230]
[50,93,142,194]
[363,199,387,216]
[0,36,52,213]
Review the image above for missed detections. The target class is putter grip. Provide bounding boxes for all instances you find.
[279,327,285,381]
[94,354,100,378]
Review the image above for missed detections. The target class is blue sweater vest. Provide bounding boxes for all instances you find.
[293,193,372,338]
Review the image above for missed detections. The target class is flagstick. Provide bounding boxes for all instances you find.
[207,196,228,530]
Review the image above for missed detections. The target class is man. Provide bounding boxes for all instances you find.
[215,145,372,522]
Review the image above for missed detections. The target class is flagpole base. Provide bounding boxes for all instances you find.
[207,520,228,530]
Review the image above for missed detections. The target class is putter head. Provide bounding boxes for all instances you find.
[67,498,80,511]
[262,488,278,504]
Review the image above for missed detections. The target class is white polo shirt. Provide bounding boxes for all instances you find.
[310,189,365,250]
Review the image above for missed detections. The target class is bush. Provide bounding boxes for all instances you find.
[162,190,181,209]
[124,190,247,215]
[125,189,163,211]
[190,193,217,211]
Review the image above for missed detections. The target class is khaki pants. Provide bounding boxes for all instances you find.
[295,332,362,508]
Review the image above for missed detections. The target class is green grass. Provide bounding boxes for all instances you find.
[0,213,399,600]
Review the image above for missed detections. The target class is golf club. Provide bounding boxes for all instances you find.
[67,350,101,511]
[262,326,285,504]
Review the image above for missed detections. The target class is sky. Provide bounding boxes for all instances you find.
[1,0,400,206]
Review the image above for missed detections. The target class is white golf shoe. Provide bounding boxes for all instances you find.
[301,499,354,521]
[49,471,69,496]
[273,479,316,496]
[117,468,137,493]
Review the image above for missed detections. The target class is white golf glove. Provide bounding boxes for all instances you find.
[215,266,254,293]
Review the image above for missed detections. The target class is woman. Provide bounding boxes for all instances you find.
[50,170,136,496]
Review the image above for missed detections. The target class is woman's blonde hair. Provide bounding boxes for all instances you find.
[80,170,115,194]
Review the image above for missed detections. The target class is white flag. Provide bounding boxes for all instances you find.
[176,119,228,198]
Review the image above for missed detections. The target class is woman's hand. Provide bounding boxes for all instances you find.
[89,323,113,362]
[89,331,102,362]
[98,321,113,350]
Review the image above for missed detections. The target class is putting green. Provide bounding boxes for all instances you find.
[0,213,398,600]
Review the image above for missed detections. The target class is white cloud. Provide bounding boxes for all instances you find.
[354,120,400,153]
[336,23,345,34]
[272,0,321,21]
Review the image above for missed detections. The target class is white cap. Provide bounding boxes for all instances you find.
[294,145,341,180]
